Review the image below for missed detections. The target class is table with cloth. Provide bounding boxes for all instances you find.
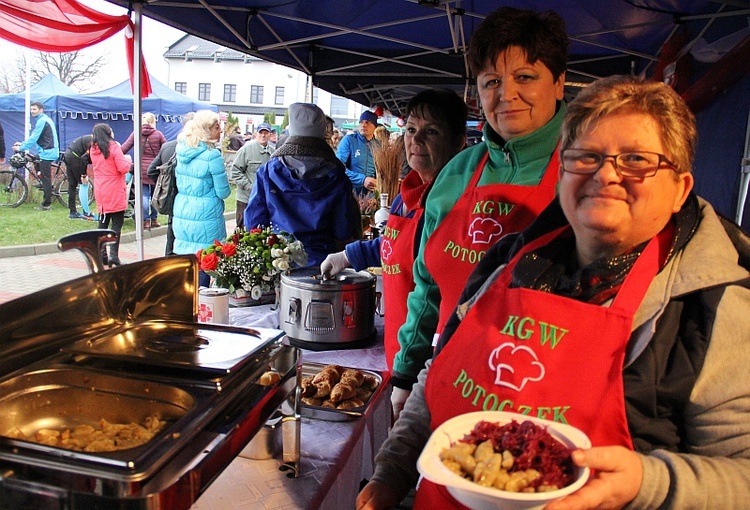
[192,304,391,510]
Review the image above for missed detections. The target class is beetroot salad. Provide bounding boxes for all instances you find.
[460,419,577,490]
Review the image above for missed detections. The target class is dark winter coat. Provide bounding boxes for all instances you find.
[122,123,167,185]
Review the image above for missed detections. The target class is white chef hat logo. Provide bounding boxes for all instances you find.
[468,217,503,244]
[488,343,545,392]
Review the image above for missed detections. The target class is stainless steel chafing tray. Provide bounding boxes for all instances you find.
[0,230,302,509]
[64,321,285,377]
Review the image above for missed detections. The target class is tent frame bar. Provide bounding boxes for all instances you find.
[735,106,750,225]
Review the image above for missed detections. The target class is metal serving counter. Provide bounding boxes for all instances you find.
[192,305,391,510]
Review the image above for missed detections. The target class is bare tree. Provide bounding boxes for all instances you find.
[35,51,107,91]
[0,51,27,93]
[0,50,108,93]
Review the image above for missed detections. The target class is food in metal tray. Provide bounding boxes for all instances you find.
[440,419,576,493]
[300,364,379,410]
[259,369,282,386]
[5,414,167,452]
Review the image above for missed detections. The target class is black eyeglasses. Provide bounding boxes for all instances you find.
[561,149,677,178]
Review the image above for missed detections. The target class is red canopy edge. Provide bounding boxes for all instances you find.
[0,0,151,97]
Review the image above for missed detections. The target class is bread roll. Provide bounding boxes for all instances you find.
[356,387,373,402]
[312,365,344,385]
[340,369,365,387]
[362,375,379,391]
[330,381,357,403]
[313,380,332,398]
[300,376,317,398]
[336,397,365,409]
[302,397,323,406]
[259,371,280,386]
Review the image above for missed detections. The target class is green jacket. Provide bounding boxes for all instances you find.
[392,103,566,386]
[231,140,275,203]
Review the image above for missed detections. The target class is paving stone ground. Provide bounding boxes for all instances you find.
[0,218,235,305]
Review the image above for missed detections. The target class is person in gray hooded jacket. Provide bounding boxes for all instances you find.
[244,103,359,267]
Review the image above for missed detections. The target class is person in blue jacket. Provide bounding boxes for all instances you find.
[15,101,59,210]
[172,110,231,287]
[336,110,379,194]
[244,103,359,267]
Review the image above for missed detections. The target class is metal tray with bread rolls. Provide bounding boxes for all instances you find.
[299,362,385,421]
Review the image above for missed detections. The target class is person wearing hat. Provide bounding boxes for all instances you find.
[231,122,275,228]
[244,103,359,267]
[336,109,379,193]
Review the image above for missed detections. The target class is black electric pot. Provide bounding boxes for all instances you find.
[279,267,376,350]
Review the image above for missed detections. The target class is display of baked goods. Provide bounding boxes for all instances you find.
[299,364,380,410]
[4,414,167,452]
[440,419,576,493]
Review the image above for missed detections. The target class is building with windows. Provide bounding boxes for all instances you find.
[164,34,373,134]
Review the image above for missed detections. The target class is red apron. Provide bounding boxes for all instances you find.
[424,149,559,334]
[380,172,428,372]
[414,223,673,508]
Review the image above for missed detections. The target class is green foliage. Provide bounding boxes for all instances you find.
[263,112,276,125]
[222,111,240,150]
[281,109,290,131]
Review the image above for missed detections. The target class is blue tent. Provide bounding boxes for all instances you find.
[0,74,216,159]
[86,75,216,144]
[0,74,81,159]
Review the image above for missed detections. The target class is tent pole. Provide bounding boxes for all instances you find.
[133,3,144,261]
[24,55,30,141]
[736,104,750,226]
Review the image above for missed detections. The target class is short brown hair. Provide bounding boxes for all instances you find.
[561,75,697,175]
[467,7,569,80]
[405,88,469,141]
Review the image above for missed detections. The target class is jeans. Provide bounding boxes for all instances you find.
[199,270,211,288]
[235,200,247,230]
[98,210,125,261]
[38,159,53,207]
[65,151,87,214]
[165,215,175,256]
[142,184,158,221]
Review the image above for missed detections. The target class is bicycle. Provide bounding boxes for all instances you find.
[0,151,94,208]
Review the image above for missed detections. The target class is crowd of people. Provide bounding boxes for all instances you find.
[3,97,383,270]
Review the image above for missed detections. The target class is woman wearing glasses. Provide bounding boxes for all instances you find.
[357,75,750,509]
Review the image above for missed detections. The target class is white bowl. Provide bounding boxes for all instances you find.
[417,411,591,510]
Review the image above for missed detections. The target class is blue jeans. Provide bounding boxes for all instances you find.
[142,184,158,221]
[199,270,211,288]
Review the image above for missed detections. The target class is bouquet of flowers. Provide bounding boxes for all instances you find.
[197,227,308,299]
